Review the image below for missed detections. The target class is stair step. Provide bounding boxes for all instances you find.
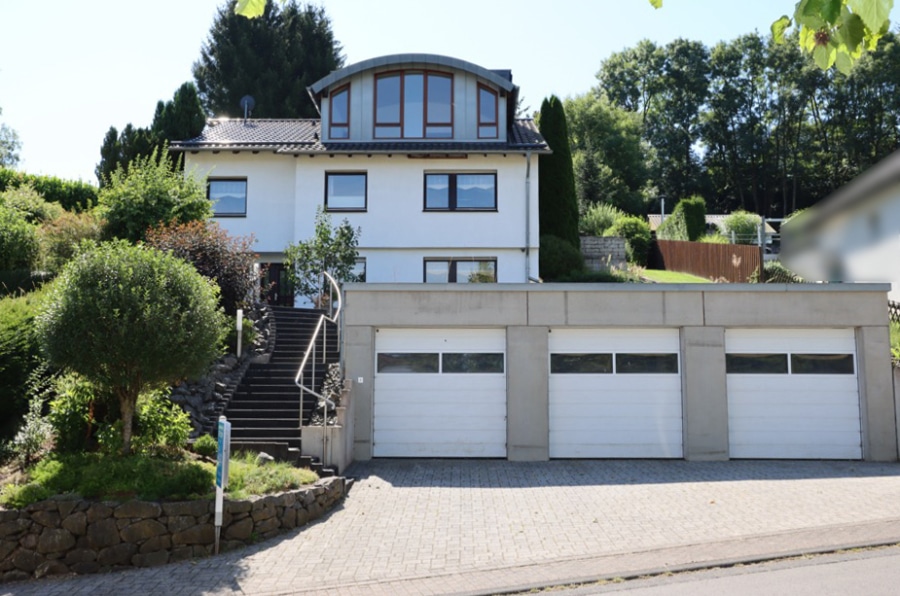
[226,417,301,428]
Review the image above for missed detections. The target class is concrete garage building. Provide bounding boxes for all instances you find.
[339,284,897,463]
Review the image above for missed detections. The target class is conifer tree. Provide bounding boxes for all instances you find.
[538,96,580,250]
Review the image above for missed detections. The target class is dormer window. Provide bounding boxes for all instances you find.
[478,84,498,139]
[330,84,350,139]
[375,71,453,139]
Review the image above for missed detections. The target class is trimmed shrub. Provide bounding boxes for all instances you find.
[723,210,762,245]
[539,234,584,281]
[580,202,625,236]
[0,168,97,212]
[0,202,39,271]
[605,215,651,266]
[146,220,258,316]
[676,195,707,241]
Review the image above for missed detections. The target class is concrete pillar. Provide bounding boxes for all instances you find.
[681,326,729,460]
[856,326,898,461]
[507,326,549,461]
[344,325,375,461]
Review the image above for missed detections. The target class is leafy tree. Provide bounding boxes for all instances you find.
[97,147,210,243]
[146,220,259,316]
[565,93,649,214]
[538,96,580,249]
[0,289,46,440]
[0,106,21,168]
[650,0,894,72]
[36,241,226,456]
[96,83,207,185]
[193,1,344,118]
[284,208,360,306]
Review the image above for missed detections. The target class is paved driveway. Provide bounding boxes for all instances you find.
[4,459,900,596]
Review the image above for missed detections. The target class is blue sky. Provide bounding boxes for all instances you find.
[1,1,895,184]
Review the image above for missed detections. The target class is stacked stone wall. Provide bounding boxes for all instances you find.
[0,477,345,582]
[580,236,627,271]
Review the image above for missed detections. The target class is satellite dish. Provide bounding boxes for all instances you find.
[240,95,255,120]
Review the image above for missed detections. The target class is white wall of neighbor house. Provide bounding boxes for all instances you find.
[341,284,897,463]
[186,151,540,283]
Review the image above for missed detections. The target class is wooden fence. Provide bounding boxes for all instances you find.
[651,240,762,283]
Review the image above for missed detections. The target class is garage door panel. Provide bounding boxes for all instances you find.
[376,401,507,420]
[549,328,683,459]
[725,328,861,460]
[728,402,862,421]
[550,415,682,432]
[374,328,507,458]
[373,440,506,458]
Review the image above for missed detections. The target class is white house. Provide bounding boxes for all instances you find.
[781,148,900,302]
[172,54,549,301]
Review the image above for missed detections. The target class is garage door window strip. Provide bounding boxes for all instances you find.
[725,352,855,374]
[378,352,504,373]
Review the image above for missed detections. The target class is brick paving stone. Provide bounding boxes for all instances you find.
[2,460,900,596]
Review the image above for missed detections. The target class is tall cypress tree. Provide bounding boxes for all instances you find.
[538,95,580,249]
[192,1,344,118]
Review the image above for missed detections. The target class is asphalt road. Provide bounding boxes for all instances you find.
[546,545,900,595]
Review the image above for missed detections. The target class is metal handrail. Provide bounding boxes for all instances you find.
[294,271,342,406]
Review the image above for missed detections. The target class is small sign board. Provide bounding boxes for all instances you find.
[214,416,231,554]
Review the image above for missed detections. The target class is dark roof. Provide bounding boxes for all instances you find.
[171,118,550,154]
[308,54,517,97]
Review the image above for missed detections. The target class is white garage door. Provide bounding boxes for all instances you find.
[726,328,861,459]
[374,328,507,457]
[549,329,683,458]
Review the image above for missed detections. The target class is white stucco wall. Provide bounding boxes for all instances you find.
[185,151,540,283]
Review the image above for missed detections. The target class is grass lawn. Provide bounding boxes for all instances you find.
[641,269,712,283]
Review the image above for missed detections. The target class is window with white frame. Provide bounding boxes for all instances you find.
[325,172,367,211]
[208,179,247,217]
[424,258,496,283]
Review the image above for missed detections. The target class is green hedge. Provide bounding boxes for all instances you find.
[0,289,46,439]
[539,234,584,281]
[0,168,98,212]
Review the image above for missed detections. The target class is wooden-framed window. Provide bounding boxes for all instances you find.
[325,172,367,211]
[208,178,247,217]
[329,84,350,139]
[374,70,453,139]
[424,258,497,283]
[424,173,496,211]
[478,84,499,139]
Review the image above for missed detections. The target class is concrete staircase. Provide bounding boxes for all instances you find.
[224,305,340,475]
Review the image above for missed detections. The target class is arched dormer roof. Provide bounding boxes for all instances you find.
[308,53,518,100]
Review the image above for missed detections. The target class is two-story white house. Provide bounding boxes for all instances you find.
[172,54,549,302]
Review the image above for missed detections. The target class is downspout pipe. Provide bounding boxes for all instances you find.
[525,150,532,281]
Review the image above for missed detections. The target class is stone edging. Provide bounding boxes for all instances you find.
[0,476,346,582]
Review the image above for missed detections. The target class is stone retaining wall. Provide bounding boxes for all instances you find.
[0,477,346,582]
[580,236,627,271]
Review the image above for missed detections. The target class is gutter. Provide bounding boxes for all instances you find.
[525,149,532,281]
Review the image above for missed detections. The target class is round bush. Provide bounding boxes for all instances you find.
[539,234,584,281]
[605,215,651,266]
[193,433,218,458]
